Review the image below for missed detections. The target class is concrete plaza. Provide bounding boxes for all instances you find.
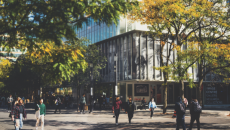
[0,108,230,130]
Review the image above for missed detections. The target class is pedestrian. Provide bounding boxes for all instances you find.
[149,98,157,119]
[69,95,73,108]
[35,98,46,130]
[1,95,5,106]
[125,97,135,124]
[188,96,202,130]
[142,97,146,110]
[65,95,69,109]
[80,94,86,114]
[175,96,186,130]
[11,99,27,130]
[10,100,18,125]
[112,96,122,125]
[99,94,103,111]
[105,96,110,108]
[103,96,106,109]
[54,96,62,114]
[7,94,14,112]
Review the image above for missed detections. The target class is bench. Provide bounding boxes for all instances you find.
[134,102,148,110]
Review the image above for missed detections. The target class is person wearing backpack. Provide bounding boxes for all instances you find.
[125,97,135,124]
[188,96,201,130]
[149,98,157,119]
[175,96,186,130]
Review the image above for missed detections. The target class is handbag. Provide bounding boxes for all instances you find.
[35,110,40,119]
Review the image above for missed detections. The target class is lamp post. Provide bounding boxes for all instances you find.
[114,54,117,97]
[89,63,93,113]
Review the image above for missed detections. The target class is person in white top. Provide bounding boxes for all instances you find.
[149,98,157,119]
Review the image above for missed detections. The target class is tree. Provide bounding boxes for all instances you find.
[17,39,88,87]
[72,44,106,99]
[0,0,138,51]
[0,59,12,93]
[129,0,230,113]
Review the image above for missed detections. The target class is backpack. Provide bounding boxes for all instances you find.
[179,102,185,113]
[193,101,202,113]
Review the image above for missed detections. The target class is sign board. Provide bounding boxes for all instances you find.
[134,84,149,96]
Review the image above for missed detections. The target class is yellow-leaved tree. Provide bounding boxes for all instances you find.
[17,39,88,88]
[129,0,230,113]
[0,59,13,91]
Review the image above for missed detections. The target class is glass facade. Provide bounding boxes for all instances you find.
[75,17,138,45]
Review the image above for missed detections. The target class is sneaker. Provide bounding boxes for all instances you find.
[116,123,118,125]
[35,127,38,130]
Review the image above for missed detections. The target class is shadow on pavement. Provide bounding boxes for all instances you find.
[0,119,229,130]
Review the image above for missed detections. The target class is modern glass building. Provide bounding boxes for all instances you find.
[75,16,230,108]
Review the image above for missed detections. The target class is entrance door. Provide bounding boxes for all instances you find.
[127,84,133,99]
[150,84,156,100]
[157,84,162,103]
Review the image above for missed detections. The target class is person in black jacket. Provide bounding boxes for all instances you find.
[175,96,186,130]
[125,97,135,124]
[188,96,201,130]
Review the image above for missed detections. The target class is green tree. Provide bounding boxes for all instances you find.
[0,0,138,51]
[73,44,106,100]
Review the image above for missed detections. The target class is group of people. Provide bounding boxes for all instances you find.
[5,93,201,130]
[175,96,202,130]
[112,95,201,130]
[8,95,27,130]
[112,96,157,125]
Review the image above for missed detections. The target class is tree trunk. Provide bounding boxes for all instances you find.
[163,78,167,114]
[180,80,184,101]
[198,60,204,105]
[198,78,203,105]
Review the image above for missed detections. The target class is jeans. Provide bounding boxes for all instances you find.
[150,108,154,117]
[189,113,200,130]
[8,103,12,110]
[176,114,186,130]
[55,104,61,113]
[36,114,44,130]
[80,103,85,112]
[142,103,146,110]
[115,109,120,123]
[15,114,23,130]
[128,111,133,123]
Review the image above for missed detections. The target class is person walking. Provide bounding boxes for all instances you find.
[102,96,106,109]
[64,95,69,109]
[149,98,157,119]
[98,94,103,111]
[125,97,135,124]
[80,94,86,114]
[142,97,146,110]
[54,97,62,114]
[7,94,14,112]
[1,95,5,107]
[112,96,122,125]
[11,99,27,130]
[175,96,186,130]
[35,98,46,130]
[188,96,202,130]
[105,96,110,109]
